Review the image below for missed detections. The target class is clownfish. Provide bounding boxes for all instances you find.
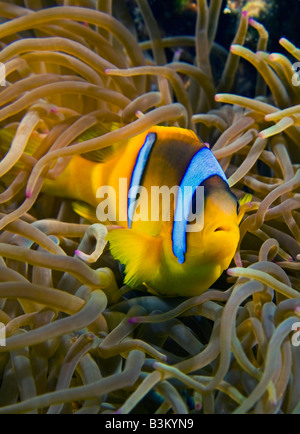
[1,125,247,297]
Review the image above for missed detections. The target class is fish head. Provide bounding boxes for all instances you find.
[185,175,240,268]
[156,175,240,296]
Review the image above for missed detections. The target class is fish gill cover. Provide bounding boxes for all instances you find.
[0,0,299,415]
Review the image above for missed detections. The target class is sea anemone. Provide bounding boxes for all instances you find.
[0,0,299,414]
[223,0,270,18]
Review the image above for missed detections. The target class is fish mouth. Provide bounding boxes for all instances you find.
[213,225,234,232]
[209,222,239,235]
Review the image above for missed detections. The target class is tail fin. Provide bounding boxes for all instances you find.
[0,127,43,189]
[0,126,42,165]
[0,121,121,185]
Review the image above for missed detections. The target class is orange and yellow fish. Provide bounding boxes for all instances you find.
[1,125,248,297]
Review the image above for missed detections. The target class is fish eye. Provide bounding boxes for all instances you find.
[236,201,240,215]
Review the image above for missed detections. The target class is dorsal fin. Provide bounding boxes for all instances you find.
[79,122,120,163]
[80,146,116,163]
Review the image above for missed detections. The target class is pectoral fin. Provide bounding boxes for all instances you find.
[106,228,162,288]
[238,193,253,223]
